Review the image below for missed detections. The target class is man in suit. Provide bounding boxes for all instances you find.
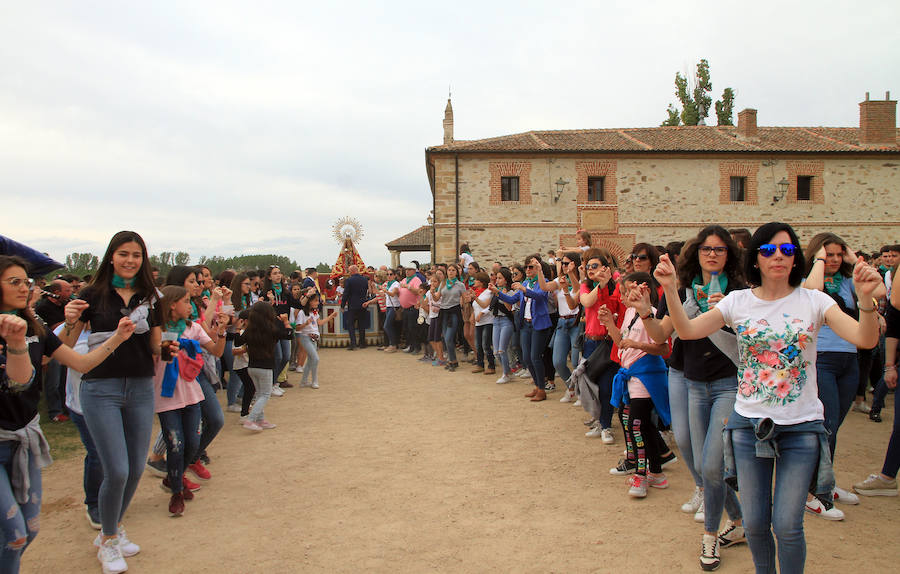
[341,265,370,350]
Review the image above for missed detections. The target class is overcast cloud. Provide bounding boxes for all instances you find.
[2,0,898,269]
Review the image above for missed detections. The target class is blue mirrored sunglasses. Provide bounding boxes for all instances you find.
[758,243,797,257]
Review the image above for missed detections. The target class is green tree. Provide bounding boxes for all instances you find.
[663,59,734,126]
[64,252,99,275]
[315,262,332,273]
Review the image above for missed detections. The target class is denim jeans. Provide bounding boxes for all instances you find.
[492,316,515,374]
[667,368,702,489]
[583,337,617,428]
[732,427,819,574]
[298,334,319,384]
[80,376,155,536]
[552,316,582,385]
[272,339,291,381]
[520,322,553,389]
[384,307,399,347]
[441,309,460,363]
[475,324,494,368]
[0,440,41,573]
[402,307,419,350]
[816,351,859,459]
[43,359,66,418]
[70,411,103,511]
[195,372,224,463]
[157,404,201,494]
[224,339,242,407]
[248,367,274,422]
[687,375,743,532]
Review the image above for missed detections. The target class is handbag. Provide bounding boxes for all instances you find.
[583,338,615,382]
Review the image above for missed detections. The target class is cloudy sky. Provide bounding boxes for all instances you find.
[2,1,898,269]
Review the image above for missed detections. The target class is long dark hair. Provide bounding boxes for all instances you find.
[804,232,853,278]
[678,225,745,289]
[495,267,513,289]
[0,255,44,337]
[85,231,157,311]
[166,265,205,314]
[631,242,660,271]
[745,222,806,287]
[230,273,250,310]
[158,285,190,326]
[243,302,281,362]
[261,265,286,296]
[624,271,658,307]
[302,293,320,314]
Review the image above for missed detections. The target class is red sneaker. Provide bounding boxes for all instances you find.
[187,461,211,481]
[168,492,185,517]
[161,478,194,500]
[182,475,202,492]
[52,414,70,422]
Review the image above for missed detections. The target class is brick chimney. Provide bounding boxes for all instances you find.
[859,91,897,146]
[737,108,757,138]
[443,98,454,145]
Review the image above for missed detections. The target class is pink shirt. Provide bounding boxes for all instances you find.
[398,276,422,309]
[618,307,654,399]
[153,322,211,413]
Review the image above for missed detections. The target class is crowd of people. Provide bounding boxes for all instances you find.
[0,226,898,573]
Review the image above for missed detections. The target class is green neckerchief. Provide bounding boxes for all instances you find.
[523,277,538,290]
[691,274,728,313]
[0,310,20,316]
[466,276,475,287]
[823,273,843,295]
[445,277,459,290]
[242,294,251,309]
[189,300,200,321]
[111,274,135,288]
[272,283,283,296]
[166,319,187,338]
[201,288,211,298]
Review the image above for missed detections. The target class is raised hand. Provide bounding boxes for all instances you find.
[65,299,89,323]
[0,314,28,345]
[654,254,677,289]
[853,260,883,299]
[597,305,615,326]
[116,317,136,340]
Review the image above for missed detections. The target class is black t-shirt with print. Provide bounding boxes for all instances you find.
[658,287,738,382]
[0,327,62,430]
[78,286,159,380]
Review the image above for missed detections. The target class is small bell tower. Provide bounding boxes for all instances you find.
[443,98,454,145]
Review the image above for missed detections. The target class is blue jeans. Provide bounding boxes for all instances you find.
[70,411,103,511]
[816,351,859,459]
[688,375,743,532]
[668,368,702,489]
[520,322,553,389]
[298,334,319,384]
[195,372,224,463]
[0,440,41,573]
[384,307,399,347]
[157,404,201,494]
[224,339,242,407]
[80,376,155,536]
[552,316,582,385]
[273,339,291,380]
[732,427,819,574]
[441,309,460,363]
[248,368,274,422]
[475,324,494,368]
[492,316,515,374]
[583,337,617,428]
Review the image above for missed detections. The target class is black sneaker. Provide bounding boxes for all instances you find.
[869,409,883,423]
[145,458,167,478]
[448,362,458,372]
[660,451,678,468]
[198,452,211,465]
[86,505,101,530]
[610,458,637,475]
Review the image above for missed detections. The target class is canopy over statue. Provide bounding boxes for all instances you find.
[330,217,366,278]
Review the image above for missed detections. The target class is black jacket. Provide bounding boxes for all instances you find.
[341,274,370,310]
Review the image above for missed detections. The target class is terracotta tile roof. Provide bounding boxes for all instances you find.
[427,126,900,154]
[385,225,433,250]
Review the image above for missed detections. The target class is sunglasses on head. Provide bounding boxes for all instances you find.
[758,243,797,257]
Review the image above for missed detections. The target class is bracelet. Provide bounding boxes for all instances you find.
[858,306,875,313]
[885,366,896,372]
[6,346,28,355]
[816,258,826,263]
[639,311,653,320]
[217,332,226,337]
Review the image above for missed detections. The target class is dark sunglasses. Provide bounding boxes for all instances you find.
[525,265,536,270]
[632,254,649,261]
[758,243,797,258]
[561,260,572,265]
[586,263,606,270]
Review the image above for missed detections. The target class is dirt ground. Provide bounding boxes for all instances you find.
[22,347,900,573]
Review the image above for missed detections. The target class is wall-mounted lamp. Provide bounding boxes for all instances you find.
[554,178,569,202]
[772,177,789,204]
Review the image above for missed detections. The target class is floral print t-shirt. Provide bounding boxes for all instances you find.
[716,287,836,425]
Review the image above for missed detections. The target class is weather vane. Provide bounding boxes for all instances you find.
[332,216,364,245]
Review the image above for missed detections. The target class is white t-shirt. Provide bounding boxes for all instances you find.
[460,252,474,270]
[473,291,493,326]
[426,291,440,319]
[296,310,320,335]
[384,280,401,308]
[556,285,578,317]
[716,287,836,425]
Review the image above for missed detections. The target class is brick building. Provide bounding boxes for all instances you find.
[422,93,899,266]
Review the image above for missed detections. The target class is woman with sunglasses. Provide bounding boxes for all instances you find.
[651,222,882,574]
[432,264,466,370]
[508,264,527,375]
[498,255,553,401]
[802,232,884,515]
[639,226,747,570]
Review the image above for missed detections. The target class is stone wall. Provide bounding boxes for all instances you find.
[431,153,900,266]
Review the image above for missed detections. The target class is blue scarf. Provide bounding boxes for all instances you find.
[610,354,671,425]
[161,338,204,398]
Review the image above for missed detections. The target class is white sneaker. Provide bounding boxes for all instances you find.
[516,369,531,379]
[852,402,871,414]
[805,496,845,520]
[832,486,860,505]
[97,537,128,574]
[585,424,603,438]
[495,374,512,384]
[311,381,319,389]
[296,365,303,373]
[93,529,139,557]
[271,386,285,397]
[242,420,263,431]
[694,500,705,523]
[681,486,703,514]
[226,404,241,413]
[600,428,615,444]
[299,380,314,388]
[699,533,720,571]
[560,389,576,403]
[572,399,582,407]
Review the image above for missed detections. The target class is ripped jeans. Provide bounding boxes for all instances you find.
[0,440,41,573]
[157,404,202,494]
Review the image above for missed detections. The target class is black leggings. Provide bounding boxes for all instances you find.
[235,368,256,417]
[621,399,665,475]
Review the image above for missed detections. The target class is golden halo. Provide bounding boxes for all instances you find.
[332,216,364,245]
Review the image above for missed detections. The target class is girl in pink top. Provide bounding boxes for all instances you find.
[154,286,226,517]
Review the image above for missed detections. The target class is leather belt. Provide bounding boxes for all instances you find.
[560,314,579,319]
[586,334,611,342]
